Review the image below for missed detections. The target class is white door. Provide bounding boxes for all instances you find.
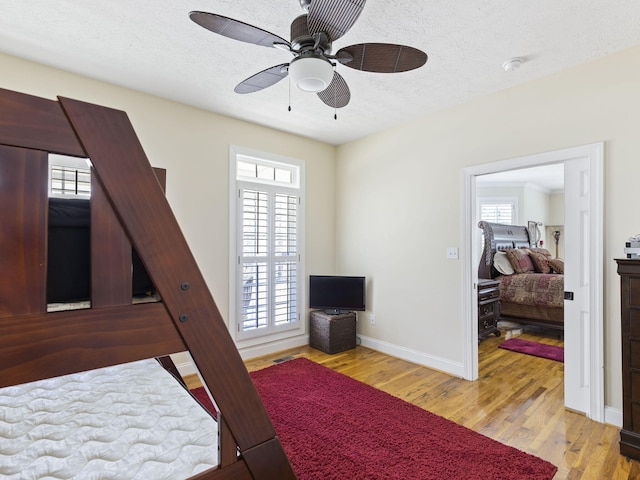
[463,142,603,422]
[563,157,591,414]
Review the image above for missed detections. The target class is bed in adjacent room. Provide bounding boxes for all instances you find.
[478,221,564,331]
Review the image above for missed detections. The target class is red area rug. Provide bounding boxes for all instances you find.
[192,357,557,480]
[498,338,564,362]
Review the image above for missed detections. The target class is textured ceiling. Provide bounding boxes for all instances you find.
[1,1,639,145]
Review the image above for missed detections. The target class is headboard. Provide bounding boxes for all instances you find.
[478,221,532,279]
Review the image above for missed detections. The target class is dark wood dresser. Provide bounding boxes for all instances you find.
[616,258,640,460]
[478,279,501,340]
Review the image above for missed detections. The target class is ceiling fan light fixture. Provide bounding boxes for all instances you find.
[289,56,334,92]
[191,4,427,110]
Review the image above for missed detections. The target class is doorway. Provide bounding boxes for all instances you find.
[461,143,604,422]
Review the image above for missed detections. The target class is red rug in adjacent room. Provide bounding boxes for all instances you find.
[498,337,564,362]
[192,357,557,480]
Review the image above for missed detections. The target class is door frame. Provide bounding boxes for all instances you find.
[461,142,604,422]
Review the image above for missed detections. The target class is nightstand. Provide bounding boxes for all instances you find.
[478,279,501,340]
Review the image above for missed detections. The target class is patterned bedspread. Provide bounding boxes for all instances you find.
[498,273,564,308]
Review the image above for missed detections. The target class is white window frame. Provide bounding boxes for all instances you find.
[477,196,518,225]
[229,145,305,345]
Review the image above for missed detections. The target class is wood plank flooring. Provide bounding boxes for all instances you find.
[193,330,640,479]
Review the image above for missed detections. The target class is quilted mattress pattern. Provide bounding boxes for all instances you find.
[0,359,219,479]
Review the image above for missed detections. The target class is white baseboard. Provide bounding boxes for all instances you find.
[358,335,465,378]
[604,406,623,427]
[175,335,310,377]
[237,335,309,360]
[359,336,625,427]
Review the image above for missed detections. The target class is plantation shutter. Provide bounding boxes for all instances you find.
[273,193,298,326]
[480,201,514,224]
[239,186,299,336]
[241,189,269,332]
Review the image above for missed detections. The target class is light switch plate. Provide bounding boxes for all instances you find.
[447,247,459,259]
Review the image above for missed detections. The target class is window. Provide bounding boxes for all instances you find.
[231,147,304,341]
[49,154,91,198]
[477,197,518,261]
[478,198,517,224]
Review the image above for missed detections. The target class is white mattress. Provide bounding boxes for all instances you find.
[0,359,219,479]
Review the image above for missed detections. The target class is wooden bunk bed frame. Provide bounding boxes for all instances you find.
[0,87,296,479]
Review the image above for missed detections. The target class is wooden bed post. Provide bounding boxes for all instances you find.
[477,221,494,279]
[0,88,296,480]
[0,146,48,317]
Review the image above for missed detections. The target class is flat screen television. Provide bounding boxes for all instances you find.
[309,275,366,313]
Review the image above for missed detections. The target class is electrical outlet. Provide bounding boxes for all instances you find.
[370,314,376,325]
[446,247,459,259]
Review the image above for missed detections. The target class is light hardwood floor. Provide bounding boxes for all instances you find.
[231,330,640,479]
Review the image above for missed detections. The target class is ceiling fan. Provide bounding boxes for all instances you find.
[189,0,428,112]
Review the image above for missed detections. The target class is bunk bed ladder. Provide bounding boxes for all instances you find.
[0,87,296,480]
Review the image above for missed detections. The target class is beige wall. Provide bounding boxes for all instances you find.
[547,193,565,259]
[523,187,550,246]
[5,41,640,412]
[548,193,565,226]
[336,44,640,411]
[1,52,337,356]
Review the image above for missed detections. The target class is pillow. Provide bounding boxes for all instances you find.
[505,248,536,274]
[548,258,564,274]
[493,251,515,275]
[529,247,552,257]
[529,252,552,274]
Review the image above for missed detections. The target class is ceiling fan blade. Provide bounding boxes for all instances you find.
[317,71,350,108]
[307,0,366,42]
[234,64,289,94]
[189,11,290,48]
[337,43,427,73]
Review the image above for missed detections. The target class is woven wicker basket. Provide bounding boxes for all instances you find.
[309,311,356,354]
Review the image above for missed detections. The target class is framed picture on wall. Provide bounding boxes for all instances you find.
[527,220,542,247]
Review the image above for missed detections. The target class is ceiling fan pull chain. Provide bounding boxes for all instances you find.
[288,76,292,112]
[334,70,337,120]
